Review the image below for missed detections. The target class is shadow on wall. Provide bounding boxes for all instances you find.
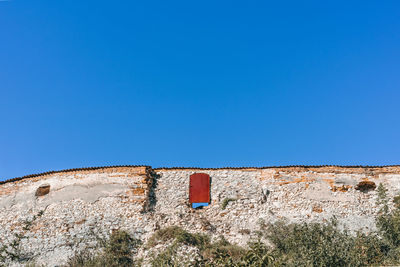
[147,171,160,212]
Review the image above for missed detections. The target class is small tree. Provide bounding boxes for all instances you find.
[376,183,400,260]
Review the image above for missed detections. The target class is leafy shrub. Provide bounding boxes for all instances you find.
[375,183,400,262]
[147,226,210,249]
[148,227,274,267]
[242,240,274,267]
[201,235,247,266]
[149,246,182,267]
[67,230,141,267]
[266,219,386,267]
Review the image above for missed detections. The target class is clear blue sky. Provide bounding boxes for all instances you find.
[1,1,399,180]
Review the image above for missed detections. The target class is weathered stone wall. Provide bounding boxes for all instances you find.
[1,165,400,266]
[153,167,400,240]
[0,166,153,266]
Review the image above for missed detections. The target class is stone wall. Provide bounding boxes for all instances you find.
[1,165,400,266]
[0,166,153,266]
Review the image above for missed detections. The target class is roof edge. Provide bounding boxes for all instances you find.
[2,164,400,185]
[153,165,400,170]
[0,165,151,185]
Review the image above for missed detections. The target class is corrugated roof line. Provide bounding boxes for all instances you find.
[154,165,400,170]
[1,164,400,185]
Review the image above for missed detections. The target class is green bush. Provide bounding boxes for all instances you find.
[242,240,274,267]
[67,230,141,267]
[148,227,274,267]
[201,236,247,266]
[375,183,400,262]
[265,219,386,267]
[149,246,184,267]
[147,226,210,250]
[147,227,212,266]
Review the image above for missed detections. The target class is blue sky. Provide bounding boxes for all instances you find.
[1,1,399,180]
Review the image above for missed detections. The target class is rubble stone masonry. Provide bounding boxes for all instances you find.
[1,165,400,266]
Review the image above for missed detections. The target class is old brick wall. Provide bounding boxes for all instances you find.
[1,165,400,266]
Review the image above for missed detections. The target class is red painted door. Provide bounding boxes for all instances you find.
[189,173,210,204]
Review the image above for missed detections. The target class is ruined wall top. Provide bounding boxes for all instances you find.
[3,165,400,185]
